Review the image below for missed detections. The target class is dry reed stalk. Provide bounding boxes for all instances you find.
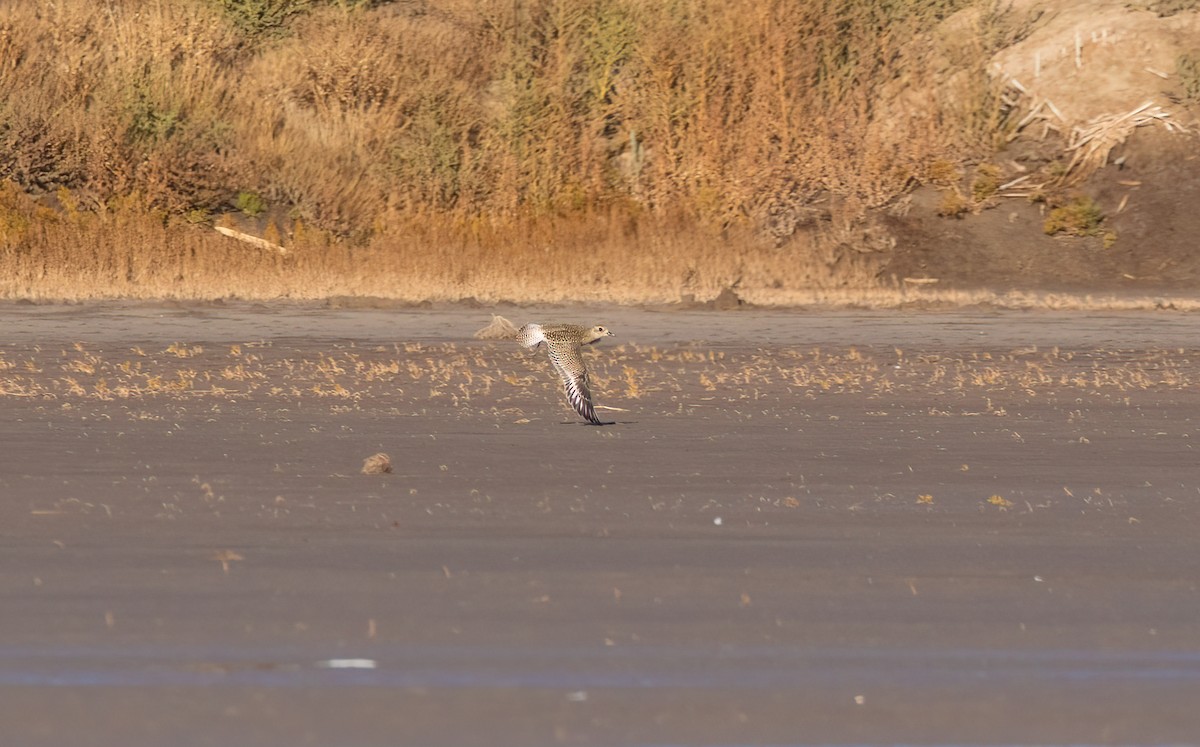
[1059,102,1185,184]
[214,226,289,256]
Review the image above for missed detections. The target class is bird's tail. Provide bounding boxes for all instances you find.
[516,323,545,351]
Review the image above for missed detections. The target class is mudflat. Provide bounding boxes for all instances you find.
[2,303,1199,746]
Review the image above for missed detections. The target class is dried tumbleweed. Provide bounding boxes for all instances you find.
[361,453,393,475]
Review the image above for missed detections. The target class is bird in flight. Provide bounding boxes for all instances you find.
[517,323,614,425]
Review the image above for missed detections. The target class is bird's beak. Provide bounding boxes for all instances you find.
[607,330,615,336]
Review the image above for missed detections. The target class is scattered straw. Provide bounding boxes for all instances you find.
[211,550,244,574]
[1060,101,1184,184]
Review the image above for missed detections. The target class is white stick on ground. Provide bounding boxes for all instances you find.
[214,226,289,256]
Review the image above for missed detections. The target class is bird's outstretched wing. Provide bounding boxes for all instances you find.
[545,339,603,425]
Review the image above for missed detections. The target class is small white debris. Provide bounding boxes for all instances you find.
[854,695,865,705]
[713,517,723,526]
[566,691,588,702]
[1033,576,1044,582]
[317,658,377,669]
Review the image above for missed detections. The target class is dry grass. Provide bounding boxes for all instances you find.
[4,171,1200,308]
[0,190,890,303]
[0,0,1014,303]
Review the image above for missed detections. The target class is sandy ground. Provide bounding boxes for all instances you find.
[2,303,1200,746]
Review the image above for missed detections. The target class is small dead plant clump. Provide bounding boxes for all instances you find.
[926,159,961,186]
[361,453,392,475]
[474,316,519,341]
[970,163,1002,202]
[936,188,971,218]
[1179,53,1200,104]
[1043,195,1105,238]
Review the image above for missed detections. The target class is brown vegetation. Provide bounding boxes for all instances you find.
[15,1,1196,305]
[0,0,1023,302]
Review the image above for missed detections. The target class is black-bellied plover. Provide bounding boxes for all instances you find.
[517,323,614,425]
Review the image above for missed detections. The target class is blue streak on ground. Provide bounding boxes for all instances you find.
[0,644,1198,689]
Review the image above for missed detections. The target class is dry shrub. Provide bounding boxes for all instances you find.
[0,0,1012,302]
[4,0,992,228]
[1180,53,1200,104]
[0,0,242,210]
[230,6,493,234]
[930,0,1037,157]
[619,0,967,222]
[971,163,1002,201]
[1043,195,1104,237]
[927,159,961,185]
[936,188,970,217]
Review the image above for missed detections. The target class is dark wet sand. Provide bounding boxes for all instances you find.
[2,304,1199,746]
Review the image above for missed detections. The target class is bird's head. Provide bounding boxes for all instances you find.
[587,325,615,343]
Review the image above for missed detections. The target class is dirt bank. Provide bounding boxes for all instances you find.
[882,0,1200,294]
